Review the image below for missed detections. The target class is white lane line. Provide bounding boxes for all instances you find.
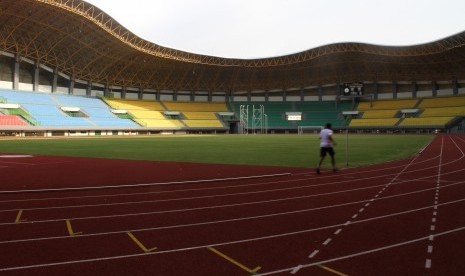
[334,229,342,235]
[0,155,33,158]
[0,173,292,194]
[10,175,464,223]
[5,222,460,274]
[0,142,452,201]
[308,250,319,259]
[256,225,465,275]
[290,265,302,274]
[299,144,439,275]
[3,194,465,246]
[323,238,332,246]
[423,136,444,272]
[3,156,465,211]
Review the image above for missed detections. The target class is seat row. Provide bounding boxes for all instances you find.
[350,96,465,128]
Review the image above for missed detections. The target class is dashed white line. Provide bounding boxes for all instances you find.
[323,238,332,246]
[308,250,319,259]
[425,259,432,269]
[290,265,302,274]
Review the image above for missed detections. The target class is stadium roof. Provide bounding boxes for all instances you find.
[1,0,465,93]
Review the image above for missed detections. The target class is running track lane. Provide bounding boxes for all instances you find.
[0,134,464,275]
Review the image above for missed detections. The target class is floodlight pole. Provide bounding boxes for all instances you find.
[345,118,349,167]
[341,110,358,167]
[341,113,350,167]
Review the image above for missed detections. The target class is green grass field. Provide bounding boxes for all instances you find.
[0,134,434,168]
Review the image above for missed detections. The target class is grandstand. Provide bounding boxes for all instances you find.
[0,0,464,136]
[349,96,465,132]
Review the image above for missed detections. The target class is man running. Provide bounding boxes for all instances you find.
[316,123,337,174]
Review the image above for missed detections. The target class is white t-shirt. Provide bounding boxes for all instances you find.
[320,128,333,147]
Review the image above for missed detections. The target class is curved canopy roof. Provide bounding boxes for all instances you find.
[1,0,465,92]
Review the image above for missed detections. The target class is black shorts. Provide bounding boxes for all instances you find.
[320,147,335,157]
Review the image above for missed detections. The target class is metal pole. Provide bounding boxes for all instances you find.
[345,117,349,166]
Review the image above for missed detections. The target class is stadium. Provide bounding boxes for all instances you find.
[1,0,465,275]
[0,0,465,135]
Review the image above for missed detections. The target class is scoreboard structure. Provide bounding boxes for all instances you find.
[342,82,364,96]
[336,82,372,109]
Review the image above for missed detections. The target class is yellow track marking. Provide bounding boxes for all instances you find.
[66,220,82,236]
[317,264,348,276]
[14,210,26,223]
[126,232,157,253]
[208,246,261,274]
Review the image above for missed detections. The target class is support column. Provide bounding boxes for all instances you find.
[392,81,398,99]
[412,81,418,98]
[86,81,92,96]
[69,76,75,95]
[13,57,20,90]
[33,62,40,92]
[103,85,109,98]
[138,88,143,100]
[247,90,251,102]
[318,85,323,101]
[156,89,161,101]
[52,67,58,93]
[190,90,195,102]
[432,80,438,97]
[173,90,178,101]
[300,87,304,102]
[283,89,287,102]
[265,90,269,102]
[121,86,127,99]
[453,79,459,96]
[208,90,212,102]
[373,82,379,100]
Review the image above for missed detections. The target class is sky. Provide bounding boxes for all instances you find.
[85,0,465,59]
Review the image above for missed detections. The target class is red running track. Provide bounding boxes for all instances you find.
[0,134,464,275]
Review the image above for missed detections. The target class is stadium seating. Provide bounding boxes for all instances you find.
[400,117,456,127]
[420,106,465,117]
[357,99,419,111]
[0,90,138,127]
[104,99,165,111]
[0,88,464,132]
[350,118,400,127]
[0,114,28,126]
[231,101,351,129]
[163,102,228,112]
[295,101,352,127]
[163,101,228,128]
[361,110,398,119]
[104,99,227,129]
[352,96,465,129]
[420,96,465,108]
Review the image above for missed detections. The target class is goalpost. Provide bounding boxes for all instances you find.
[298,126,323,134]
